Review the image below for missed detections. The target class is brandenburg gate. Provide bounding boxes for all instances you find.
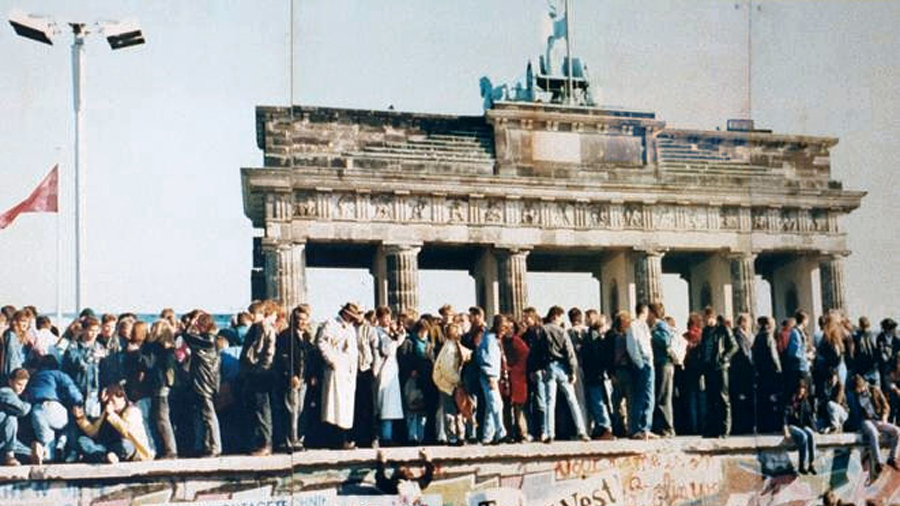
[241,97,863,326]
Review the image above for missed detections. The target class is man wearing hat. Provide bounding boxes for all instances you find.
[316,303,361,449]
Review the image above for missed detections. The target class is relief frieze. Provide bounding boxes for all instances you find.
[720,206,740,230]
[294,191,317,218]
[751,208,768,231]
[372,194,394,221]
[483,199,504,224]
[289,190,834,235]
[447,198,468,223]
[623,204,644,229]
[408,196,430,222]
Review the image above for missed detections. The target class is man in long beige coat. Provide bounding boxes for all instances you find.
[317,303,361,449]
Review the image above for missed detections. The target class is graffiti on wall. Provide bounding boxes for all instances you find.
[3,445,900,506]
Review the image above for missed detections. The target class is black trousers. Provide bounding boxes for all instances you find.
[245,376,273,451]
[705,368,731,437]
[352,370,377,447]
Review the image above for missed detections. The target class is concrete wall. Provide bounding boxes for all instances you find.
[3,435,896,506]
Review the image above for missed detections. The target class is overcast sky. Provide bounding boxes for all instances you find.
[0,0,896,324]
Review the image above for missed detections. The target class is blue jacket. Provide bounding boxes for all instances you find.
[784,327,810,373]
[651,320,674,366]
[25,369,84,407]
[477,332,502,380]
[62,341,102,399]
[1,330,28,381]
[0,386,30,417]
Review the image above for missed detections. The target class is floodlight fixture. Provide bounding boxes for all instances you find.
[8,8,145,313]
[99,19,145,50]
[8,9,58,45]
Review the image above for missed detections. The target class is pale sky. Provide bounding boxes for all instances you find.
[1,1,896,324]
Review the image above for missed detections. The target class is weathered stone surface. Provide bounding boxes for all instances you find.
[242,102,865,319]
[496,247,529,318]
[729,252,757,317]
[634,249,664,304]
[820,253,848,313]
[2,435,897,505]
[384,243,420,315]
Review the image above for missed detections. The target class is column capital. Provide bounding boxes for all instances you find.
[819,250,850,261]
[633,246,666,258]
[494,245,532,255]
[383,242,423,256]
[725,250,758,262]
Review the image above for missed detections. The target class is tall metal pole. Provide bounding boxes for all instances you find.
[747,0,753,119]
[55,147,62,326]
[71,24,86,313]
[565,0,573,105]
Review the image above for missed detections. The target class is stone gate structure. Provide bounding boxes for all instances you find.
[241,101,864,324]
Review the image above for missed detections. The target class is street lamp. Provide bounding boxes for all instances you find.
[9,9,145,313]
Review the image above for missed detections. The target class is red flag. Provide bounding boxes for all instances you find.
[0,165,59,229]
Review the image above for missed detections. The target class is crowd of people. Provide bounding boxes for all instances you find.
[0,301,898,477]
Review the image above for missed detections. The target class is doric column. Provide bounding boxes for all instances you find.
[470,249,499,318]
[263,240,307,308]
[496,247,530,318]
[729,252,757,318]
[820,253,847,314]
[384,244,421,315]
[634,249,664,305]
[371,247,388,309]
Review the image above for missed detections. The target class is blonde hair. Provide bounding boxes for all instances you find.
[148,320,175,347]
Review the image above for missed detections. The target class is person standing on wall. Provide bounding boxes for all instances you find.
[240,301,279,456]
[353,310,382,448]
[317,303,361,450]
[273,305,313,452]
[626,304,657,440]
[649,302,675,438]
[701,309,738,438]
[539,306,590,443]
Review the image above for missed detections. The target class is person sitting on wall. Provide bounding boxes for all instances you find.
[72,383,154,463]
[375,448,435,499]
[783,378,818,475]
[848,374,900,480]
[0,368,31,465]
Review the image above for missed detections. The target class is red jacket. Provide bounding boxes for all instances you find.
[502,333,530,405]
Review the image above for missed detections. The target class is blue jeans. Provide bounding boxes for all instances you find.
[75,435,135,463]
[684,377,706,435]
[0,413,30,456]
[480,377,505,443]
[631,364,655,435]
[824,401,848,432]
[531,370,547,437]
[788,425,816,469]
[861,420,900,467]
[405,413,426,443]
[31,400,69,446]
[586,385,612,433]
[542,362,587,439]
[380,420,395,442]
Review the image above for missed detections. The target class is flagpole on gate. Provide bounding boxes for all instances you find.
[56,150,63,327]
[565,0,573,105]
